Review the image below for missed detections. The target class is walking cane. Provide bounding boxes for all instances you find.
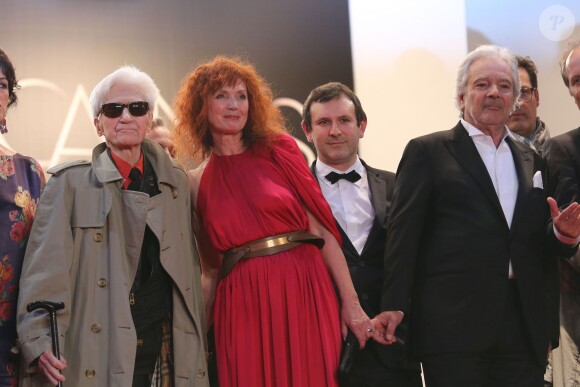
[27,300,65,387]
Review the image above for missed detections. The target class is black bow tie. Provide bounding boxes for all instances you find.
[325,170,361,184]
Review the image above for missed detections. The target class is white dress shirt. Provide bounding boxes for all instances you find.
[462,119,518,278]
[315,158,374,254]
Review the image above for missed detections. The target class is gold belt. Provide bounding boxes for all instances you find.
[221,231,325,279]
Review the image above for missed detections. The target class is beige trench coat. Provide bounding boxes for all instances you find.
[17,141,209,387]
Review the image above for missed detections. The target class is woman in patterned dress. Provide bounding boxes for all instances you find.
[0,48,45,386]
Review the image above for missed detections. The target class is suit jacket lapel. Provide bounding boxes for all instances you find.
[445,122,507,225]
[506,136,534,233]
[336,221,359,256]
[361,162,387,255]
[365,163,388,223]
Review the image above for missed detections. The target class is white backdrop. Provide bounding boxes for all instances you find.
[351,0,580,172]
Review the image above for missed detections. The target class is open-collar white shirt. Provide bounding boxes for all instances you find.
[462,119,518,278]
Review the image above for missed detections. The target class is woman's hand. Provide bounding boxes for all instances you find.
[340,294,374,349]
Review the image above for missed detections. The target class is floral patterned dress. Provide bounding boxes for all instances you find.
[0,154,44,387]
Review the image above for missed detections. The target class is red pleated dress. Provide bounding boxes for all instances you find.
[196,134,342,387]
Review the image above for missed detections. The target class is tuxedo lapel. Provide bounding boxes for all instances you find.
[361,162,388,256]
[336,221,359,256]
[366,164,388,223]
[445,123,507,225]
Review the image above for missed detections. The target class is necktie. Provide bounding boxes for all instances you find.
[325,170,361,184]
[127,167,142,191]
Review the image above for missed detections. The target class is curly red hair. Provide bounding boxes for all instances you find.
[173,56,287,162]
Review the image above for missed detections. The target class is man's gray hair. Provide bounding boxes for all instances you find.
[454,45,520,117]
[88,65,159,118]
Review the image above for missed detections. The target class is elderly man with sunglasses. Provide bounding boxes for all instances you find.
[17,66,209,387]
[507,55,550,155]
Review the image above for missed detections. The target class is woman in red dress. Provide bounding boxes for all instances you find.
[173,56,374,387]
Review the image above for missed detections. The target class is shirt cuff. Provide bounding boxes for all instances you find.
[554,225,580,245]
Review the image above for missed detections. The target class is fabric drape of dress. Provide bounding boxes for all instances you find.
[196,134,342,387]
[0,154,44,387]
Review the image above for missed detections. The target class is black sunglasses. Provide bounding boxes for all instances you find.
[100,101,149,118]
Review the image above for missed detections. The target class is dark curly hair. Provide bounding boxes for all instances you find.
[0,48,19,107]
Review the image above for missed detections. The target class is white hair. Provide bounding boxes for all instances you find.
[454,45,520,116]
[88,65,159,118]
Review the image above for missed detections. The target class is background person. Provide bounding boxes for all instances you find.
[173,56,373,387]
[543,40,580,387]
[0,48,45,387]
[17,65,208,386]
[507,55,549,154]
[146,117,175,158]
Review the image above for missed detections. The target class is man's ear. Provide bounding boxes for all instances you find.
[458,93,466,110]
[301,121,313,142]
[359,119,367,138]
[94,118,103,137]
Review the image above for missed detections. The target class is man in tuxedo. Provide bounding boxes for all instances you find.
[375,45,580,387]
[301,82,422,387]
[543,41,580,387]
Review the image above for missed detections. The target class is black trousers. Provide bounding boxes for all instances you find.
[132,374,151,387]
[341,342,422,387]
[421,281,545,387]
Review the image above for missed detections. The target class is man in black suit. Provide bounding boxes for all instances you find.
[543,41,580,387]
[374,45,580,387]
[301,82,422,387]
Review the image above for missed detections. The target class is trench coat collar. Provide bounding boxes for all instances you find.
[92,140,179,189]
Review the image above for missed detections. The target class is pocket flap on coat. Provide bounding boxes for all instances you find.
[71,188,109,228]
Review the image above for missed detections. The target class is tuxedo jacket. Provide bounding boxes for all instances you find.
[380,122,575,364]
[311,159,419,370]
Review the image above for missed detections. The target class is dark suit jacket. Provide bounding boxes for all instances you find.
[545,127,580,304]
[381,122,575,365]
[545,127,580,207]
[311,159,419,370]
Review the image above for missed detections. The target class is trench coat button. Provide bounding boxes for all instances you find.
[97,278,107,287]
[93,233,103,242]
[358,261,366,267]
[196,369,206,378]
[361,293,369,300]
[91,323,102,333]
[85,369,96,378]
